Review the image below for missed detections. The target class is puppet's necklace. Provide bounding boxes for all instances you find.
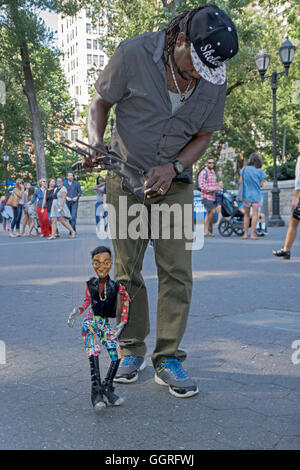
[169,56,193,102]
[99,282,107,301]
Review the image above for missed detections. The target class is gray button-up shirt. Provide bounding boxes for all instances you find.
[95,31,227,197]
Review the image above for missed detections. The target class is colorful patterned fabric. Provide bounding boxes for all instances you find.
[76,281,130,359]
[81,315,121,360]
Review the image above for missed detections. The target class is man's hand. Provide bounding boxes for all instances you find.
[67,307,81,328]
[144,163,176,198]
[82,141,107,169]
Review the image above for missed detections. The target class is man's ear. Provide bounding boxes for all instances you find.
[176,32,185,47]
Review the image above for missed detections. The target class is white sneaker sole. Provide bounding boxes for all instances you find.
[114,360,146,384]
[155,373,199,398]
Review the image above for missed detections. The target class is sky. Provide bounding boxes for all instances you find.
[39,10,58,35]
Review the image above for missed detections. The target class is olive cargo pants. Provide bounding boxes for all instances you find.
[106,172,193,368]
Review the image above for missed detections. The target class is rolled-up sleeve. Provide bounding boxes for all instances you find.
[94,44,128,104]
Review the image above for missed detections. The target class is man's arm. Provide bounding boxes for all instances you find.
[144,130,213,198]
[85,93,114,167]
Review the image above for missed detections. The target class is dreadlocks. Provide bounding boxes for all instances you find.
[165,4,217,55]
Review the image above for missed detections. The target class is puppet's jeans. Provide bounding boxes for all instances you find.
[81,314,121,361]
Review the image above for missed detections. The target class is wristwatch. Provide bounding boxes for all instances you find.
[170,159,184,176]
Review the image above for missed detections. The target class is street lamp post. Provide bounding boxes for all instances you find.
[3,152,9,190]
[255,39,296,227]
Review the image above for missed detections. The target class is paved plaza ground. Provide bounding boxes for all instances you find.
[0,223,300,450]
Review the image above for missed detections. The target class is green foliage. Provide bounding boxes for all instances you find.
[266,159,296,181]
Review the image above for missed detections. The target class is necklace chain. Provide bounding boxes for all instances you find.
[99,281,107,301]
[169,55,193,102]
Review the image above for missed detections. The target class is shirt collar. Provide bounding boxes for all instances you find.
[142,30,166,64]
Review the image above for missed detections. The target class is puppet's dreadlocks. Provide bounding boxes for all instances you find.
[165,4,217,55]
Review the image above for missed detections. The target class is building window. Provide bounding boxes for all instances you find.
[98,40,103,50]
[71,130,79,142]
[87,54,92,65]
[86,8,91,17]
[87,39,91,49]
[93,40,98,50]
[99,55,104,67]
[93,55,98,66]
[92,24,98,34]
[86,23,91,34]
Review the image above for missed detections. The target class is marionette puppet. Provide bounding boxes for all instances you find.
[67,246,130,413]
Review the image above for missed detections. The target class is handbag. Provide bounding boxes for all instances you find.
[237,168,245,202]
[6,192,20,208]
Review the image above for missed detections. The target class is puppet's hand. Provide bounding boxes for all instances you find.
[114,321,126,338]
[68,307,80,328]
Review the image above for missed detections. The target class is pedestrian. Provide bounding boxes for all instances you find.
[9,178,25,238]
[20,182,32,236]
[91,176,108,231]
[273,143,300,259]
[0,192,13,232]
[240,153,266,240]
[85,5,238,397]
[65,171,82,233]
[49,177,76,239]
[46,178,59,237]
[215,180,225,226]
[198,158,221,236]
[67,246,130,412]
[27,178,52,238]
[27,187,40,237]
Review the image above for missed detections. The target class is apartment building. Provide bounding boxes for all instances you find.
[58,7,109,141]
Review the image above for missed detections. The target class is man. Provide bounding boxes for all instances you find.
[198,157,221,236]
[85,5,238,398]
[65,172,82,233]
[273,142,300,259]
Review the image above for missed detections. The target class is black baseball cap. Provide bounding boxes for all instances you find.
[188,6,239,85]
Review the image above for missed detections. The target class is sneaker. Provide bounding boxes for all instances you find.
[272,248,291,260]
[114,356,146,384]
[155,358,199,398]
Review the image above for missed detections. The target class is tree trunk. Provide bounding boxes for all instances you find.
[20,44,47,181]
[8,1,47,181]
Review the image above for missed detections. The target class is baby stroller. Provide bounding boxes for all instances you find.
[218,191,244,237]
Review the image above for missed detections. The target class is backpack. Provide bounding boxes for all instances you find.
[196,168,208,192]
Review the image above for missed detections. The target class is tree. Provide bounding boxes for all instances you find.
[0,0,88,181]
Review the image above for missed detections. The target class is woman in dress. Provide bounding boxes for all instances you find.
[49,176,76,239]
[27,187,40,237]
[21,182,32,236]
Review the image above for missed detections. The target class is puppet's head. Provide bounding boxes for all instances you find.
[91,246,112,279]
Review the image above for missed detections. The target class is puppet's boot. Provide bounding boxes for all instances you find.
[102,360,124,406]
[89,355,106,413]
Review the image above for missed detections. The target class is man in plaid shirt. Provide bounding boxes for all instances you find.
[198,158,220,236]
